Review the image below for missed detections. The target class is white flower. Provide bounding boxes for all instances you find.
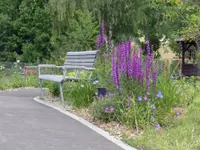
[81,84,84,88]
[17,60,20,63]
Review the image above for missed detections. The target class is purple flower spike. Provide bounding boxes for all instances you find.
[96,34,102,48]
[112,49,120,89]
[155,124,161,130]
[101,20,105,45]
[152,72,157,91]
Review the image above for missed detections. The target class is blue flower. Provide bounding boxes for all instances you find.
[155,124,161,130]
[69,84,72,88]
[152,105,156,110]
[157,91,163,98]
[138,96,142,101]
[93,80,99,85]
[98,94,103,99]
[150,117,155,122]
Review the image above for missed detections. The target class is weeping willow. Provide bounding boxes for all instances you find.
[47,0,76,36]
[86,0,150,41]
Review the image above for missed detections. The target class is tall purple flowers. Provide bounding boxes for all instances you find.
[111,40,157,91]
[152,72,157,92]
[101,20,105,45]
[146,40,152,89]
[96,20,105,49]
[112,49,120,89]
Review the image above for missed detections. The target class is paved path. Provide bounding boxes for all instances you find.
[0,89,125,150]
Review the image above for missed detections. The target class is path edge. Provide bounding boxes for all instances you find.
[33,97,137,150]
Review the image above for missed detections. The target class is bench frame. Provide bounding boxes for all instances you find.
[38,50,98,104]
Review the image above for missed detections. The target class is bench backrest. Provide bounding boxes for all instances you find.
[64,50,98,69]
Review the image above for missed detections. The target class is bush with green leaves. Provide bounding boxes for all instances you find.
[43,82,60,97]
[0,73,38,90]
[63,81,95,108]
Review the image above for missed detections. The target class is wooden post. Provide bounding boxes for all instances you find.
[181,41,185,75]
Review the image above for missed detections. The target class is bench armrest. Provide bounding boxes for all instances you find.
[63,66,86,69]
[84,67,95,71]
[38,64,65,76]
[63,66,94,70]
[38,64,56,68]
[56,66,64,69]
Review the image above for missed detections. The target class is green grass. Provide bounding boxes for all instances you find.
[123,93,200,150]
[0,74,38,90]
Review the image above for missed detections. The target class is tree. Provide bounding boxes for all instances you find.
[17,0,53,63]
[65,7,99,50]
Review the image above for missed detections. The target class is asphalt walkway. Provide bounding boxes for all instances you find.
[0,89,124,150]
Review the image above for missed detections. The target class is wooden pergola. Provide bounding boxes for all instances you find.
[176,35,200,76]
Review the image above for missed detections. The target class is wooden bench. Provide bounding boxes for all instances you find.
[38,50,98,104]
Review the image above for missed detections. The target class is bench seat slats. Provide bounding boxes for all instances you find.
[64,63,94,68]
[39,75,81,83]
[66,55,96,59]
[65,59,95,63]
[67,51,98,55]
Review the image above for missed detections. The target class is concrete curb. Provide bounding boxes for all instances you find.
[33,97,137,150]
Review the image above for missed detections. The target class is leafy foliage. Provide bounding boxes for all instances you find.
[63,81,95,108]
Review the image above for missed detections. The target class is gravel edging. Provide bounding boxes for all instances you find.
[0,87,40,92]
[33,97,137,150]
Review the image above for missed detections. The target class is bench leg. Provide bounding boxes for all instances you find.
[60,82,64,105]
[39,79,43,98]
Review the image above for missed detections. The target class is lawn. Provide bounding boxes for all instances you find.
[124,91,200,150]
